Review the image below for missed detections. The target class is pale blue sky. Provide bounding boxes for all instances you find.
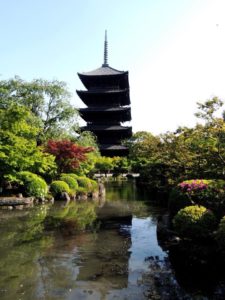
[1,0,225,134]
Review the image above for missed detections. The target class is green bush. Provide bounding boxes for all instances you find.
[173,205,217,239]
[60,174,78,192]
[89,179,98,192]
[170,179,225,217]
[215,216,225,250]
[18,171,48,198]
[49,180,70,197]
[168,188,192,216]
[66,174,98,194]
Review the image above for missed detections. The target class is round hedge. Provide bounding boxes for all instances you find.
[66,174,97,193]
[60,174,78,192]
[49,180,70,197]
[173,205,217,239]
[18,171,48,198]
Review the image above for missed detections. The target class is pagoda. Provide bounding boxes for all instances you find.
[76,31,132,157]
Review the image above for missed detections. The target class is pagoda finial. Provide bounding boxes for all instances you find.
[102,30,109,67]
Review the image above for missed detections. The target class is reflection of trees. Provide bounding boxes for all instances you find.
[44,201,97,233]
[168,241,225,296]
[0,207,53,300]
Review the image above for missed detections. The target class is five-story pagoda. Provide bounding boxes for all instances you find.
[76,31,132,156]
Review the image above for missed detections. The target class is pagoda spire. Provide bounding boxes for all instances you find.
[102,30,109,67]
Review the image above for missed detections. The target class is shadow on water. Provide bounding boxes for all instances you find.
[0,180,225,299]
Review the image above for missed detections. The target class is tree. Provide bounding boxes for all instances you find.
[94,157,114,175]
[195,97,223,123]
[131,98,225,191]
[0,77,78,141]
[0,105,56,184]
[45,140,94,173]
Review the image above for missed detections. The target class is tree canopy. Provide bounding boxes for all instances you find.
[0,77,78,141]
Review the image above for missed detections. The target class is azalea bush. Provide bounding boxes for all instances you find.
[173,205,217,240]
[169,179,225,217]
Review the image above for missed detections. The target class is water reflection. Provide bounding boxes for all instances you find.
[2,180,222,299]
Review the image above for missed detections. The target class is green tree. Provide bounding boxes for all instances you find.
[0,76,78,141]
[0,105,56,184]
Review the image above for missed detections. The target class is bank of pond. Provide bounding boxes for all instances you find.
[1,179,225,299]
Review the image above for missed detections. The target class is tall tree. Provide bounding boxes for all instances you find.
[0,77,78,141]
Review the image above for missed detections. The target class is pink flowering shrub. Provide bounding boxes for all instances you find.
[178,179,209,193]
[169,179,225,218]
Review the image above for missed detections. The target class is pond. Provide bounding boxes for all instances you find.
[0,180,225,300]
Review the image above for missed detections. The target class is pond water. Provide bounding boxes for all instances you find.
[0,180,225,300]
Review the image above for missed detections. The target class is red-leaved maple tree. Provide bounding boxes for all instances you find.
[46,140,94,173]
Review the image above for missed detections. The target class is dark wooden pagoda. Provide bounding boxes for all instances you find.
[77,31,132,157]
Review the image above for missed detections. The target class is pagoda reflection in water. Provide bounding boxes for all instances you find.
[77,31,132,157]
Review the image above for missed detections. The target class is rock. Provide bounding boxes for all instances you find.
[15,205,24,210]
[91,191,99,199]
[77,193,88,200]
[99,183,106,197]
[56,192,70,201]
[0,197,34,207]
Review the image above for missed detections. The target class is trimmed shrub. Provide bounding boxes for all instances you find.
[18,171,48,198]
[89,179,98,192]
[73,176,92,192]
[60,174,78,192]
[50,180,70,197]
[170,179,225,217]
[215,216,225,250]
[66,174,98,194]
[173,205,217,239]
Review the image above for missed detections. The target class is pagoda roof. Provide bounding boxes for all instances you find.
[78,65,127,77]
[77,88,128,95]
[82,125,132,131]
[100,144,128,151]
[99,144,129,157]
[79,107,130,113]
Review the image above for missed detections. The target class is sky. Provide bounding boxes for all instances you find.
[1,0,225,135]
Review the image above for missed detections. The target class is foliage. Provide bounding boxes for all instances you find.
[215,216,225,250]
[0,76,78,141]
[128,97,225,191]
[173,205,217,239]
[0,105,56,183]
[75,176,92,192]
[60,174,78,193]
[74,131,100,175]
[112,157,130,174]
[49,180,70,197]
[94,156,114,174]
[168,188,192,216]
[172,179,225,217]
[45,201,97,231]
[89,179,98,192]
[67,174,98,193]
[45,139,94,173]
[18,171,48,198]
